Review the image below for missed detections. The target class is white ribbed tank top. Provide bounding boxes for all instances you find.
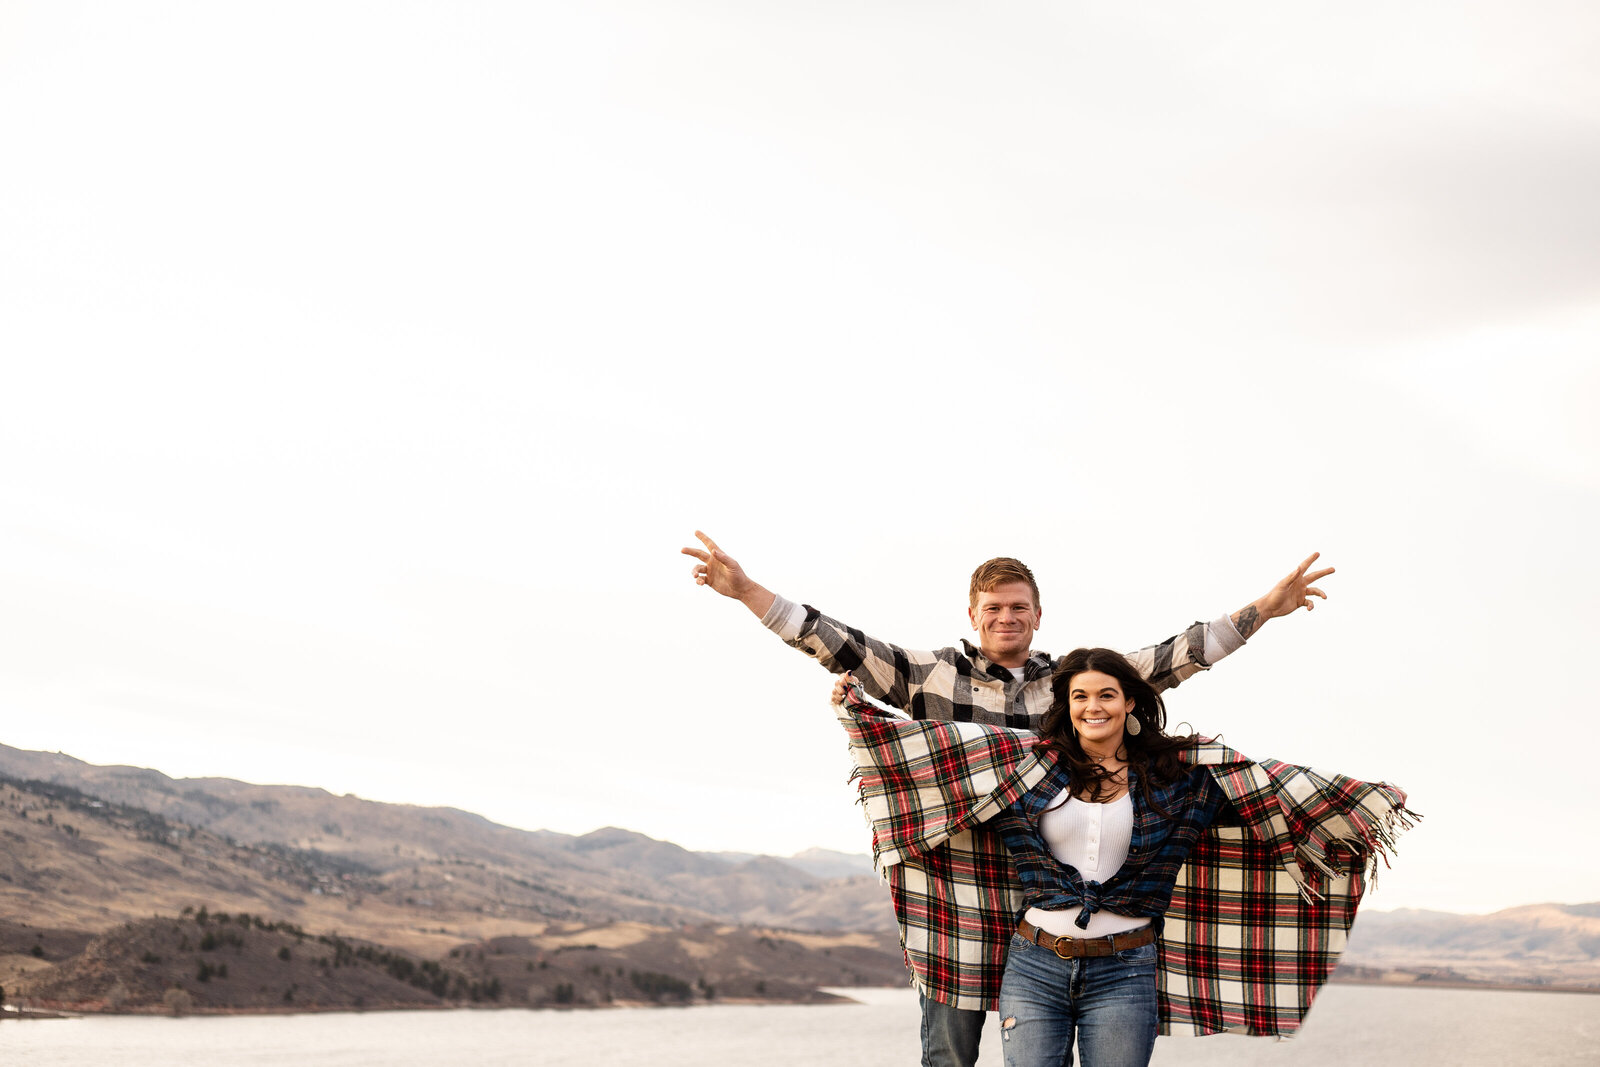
[1023,792,1153,938]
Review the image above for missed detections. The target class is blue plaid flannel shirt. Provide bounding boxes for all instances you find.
[993,759,1229,930]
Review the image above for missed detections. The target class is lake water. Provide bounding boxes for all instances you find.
[1,985,1596,1065]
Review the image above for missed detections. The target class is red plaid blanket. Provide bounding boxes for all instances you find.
[839,695,1417,1035]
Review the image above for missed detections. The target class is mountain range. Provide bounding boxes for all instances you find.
[0,740,1594,1014]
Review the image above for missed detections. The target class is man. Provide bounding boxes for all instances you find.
[682,530,1331,1067]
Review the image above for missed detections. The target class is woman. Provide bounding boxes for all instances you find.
[989,647,1230,1067]
[835,652,1414,1066]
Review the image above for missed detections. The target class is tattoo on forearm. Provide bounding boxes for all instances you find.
[1234,605,1260,639]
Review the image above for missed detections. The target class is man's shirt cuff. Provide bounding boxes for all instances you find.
[1204,613,1246,664]
[761,592,808,641]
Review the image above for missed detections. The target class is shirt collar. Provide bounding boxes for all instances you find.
[960,640,1054,682]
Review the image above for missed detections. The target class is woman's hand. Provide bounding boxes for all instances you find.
[831,671,856,706]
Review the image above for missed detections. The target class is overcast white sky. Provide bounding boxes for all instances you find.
[2,1,1597,915]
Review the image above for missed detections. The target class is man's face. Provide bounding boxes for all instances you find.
[967,581,1041,665]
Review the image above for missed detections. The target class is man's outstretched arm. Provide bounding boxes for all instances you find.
[681,529,935,710]
[1128,552,1335,692]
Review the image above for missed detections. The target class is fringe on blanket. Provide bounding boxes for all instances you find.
[1291,785,1422,899]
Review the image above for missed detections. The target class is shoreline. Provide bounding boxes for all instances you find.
[1,988,889,1021]
[1328,975,1600,996]
[7,977,1597,1023]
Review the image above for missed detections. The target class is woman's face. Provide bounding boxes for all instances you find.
[1066,669,1134,751]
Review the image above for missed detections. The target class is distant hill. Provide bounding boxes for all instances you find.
[709,847,876,880]
[1336,903,1600,990]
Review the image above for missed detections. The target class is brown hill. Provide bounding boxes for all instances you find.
[0,741,895,938]
[9,913,456,1013]
[1338,903,1600,990]
[6,911,905,1015]
[0,744,907,1013]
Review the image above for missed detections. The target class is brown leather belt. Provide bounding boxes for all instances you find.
[1016,918,1156,959]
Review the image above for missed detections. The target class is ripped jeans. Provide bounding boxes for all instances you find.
[996,932,1159,1067]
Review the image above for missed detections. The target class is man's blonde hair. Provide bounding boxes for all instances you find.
[968,557,1040,611]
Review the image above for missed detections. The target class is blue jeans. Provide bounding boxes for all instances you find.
[997,932,1159,1067]
[920,992,986,1067]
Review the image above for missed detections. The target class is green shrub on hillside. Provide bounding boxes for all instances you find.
[629,970,692,1001]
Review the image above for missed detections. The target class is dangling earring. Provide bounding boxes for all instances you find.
[1125,712,1142,736]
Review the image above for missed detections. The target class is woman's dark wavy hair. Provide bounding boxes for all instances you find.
[1040,647,1199,810]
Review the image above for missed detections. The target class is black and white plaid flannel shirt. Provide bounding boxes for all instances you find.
[763,594,1243,727]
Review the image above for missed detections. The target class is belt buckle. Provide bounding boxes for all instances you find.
[1049,935,1080,960]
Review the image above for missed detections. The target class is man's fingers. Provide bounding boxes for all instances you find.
[694,530,721,554]
[681,546,710,562]
[1305,566,1335,583]
[1291,551,1320,578]
[713,549,736,565]
[1307,586,1326,599]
